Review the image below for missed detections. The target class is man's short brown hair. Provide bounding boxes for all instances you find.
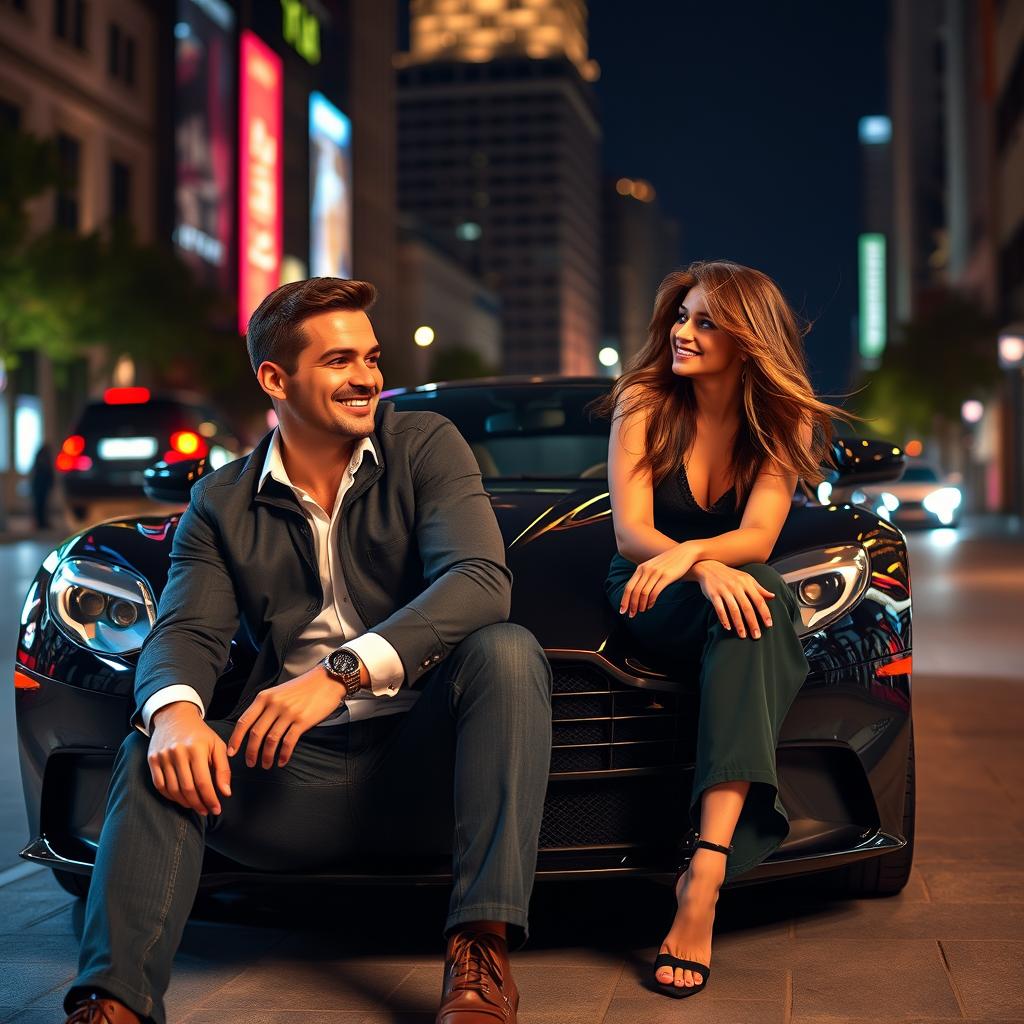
[245,277,377,375]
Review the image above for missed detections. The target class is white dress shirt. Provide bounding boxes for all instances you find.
[139,428,420,733]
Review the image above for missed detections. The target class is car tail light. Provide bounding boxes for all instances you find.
[163,430,209,463]
[56,435,92,472]
[104,387,151,404]
[876,655,912,677]
[14,669,40,691]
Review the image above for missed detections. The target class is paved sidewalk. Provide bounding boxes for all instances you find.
[1,668,1021,1023]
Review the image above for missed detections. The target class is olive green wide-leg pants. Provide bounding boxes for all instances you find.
[606,557,810,882]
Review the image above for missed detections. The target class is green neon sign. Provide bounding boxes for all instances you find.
[281,0,321,65]
[858,233,886,361]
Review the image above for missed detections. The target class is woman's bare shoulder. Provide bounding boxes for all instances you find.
[614,382,656,420]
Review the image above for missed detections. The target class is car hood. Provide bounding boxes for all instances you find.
[35,483,910,694]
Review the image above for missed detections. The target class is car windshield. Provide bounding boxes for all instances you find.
[387,384,612,479]
[901,466,940,483]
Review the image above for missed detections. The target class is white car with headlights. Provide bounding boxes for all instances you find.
[835,463,963,529]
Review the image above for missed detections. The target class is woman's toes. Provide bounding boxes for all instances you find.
[675,968,686,987]
[655,966,674,985]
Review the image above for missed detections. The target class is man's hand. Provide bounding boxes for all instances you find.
[226,665,349,770]
[692,560,775,638]
[619,542,701,617]
[148,702,231,816]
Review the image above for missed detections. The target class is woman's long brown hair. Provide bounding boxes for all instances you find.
[592,260,858,507]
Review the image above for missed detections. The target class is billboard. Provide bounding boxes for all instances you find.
[173,0,236,292]
[238,30,283,334]
[309,91,352,279]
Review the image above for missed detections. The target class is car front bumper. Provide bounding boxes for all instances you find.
[16,650,913,888]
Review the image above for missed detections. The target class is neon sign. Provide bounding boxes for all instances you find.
[238,31,283,334]
[309,92,352,278]
[858,233,887,362]
[281,0,320,65]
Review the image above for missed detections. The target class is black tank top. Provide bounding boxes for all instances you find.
[651,461,746,542]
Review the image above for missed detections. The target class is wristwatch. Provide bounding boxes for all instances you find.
[321,647,364,699]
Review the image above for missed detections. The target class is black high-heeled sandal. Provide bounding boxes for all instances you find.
[652,829,733,999]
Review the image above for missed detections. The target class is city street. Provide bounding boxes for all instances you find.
[0,517,1022,1023]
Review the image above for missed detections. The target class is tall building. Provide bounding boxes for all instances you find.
[602,177,679,371]
[993,0,1024,517]
[886,0,1016,510]
[0,0,401,518]
[396,0,602,375]
[169,0,398,349]
[0,0,158,498]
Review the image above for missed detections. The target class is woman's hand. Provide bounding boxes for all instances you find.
[619,542,700,617]
[693,560,775,638]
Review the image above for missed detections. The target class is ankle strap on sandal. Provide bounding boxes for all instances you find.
[694,836,734,856]
[682,830,734,857]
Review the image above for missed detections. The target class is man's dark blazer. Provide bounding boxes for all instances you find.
[131,400,513,723]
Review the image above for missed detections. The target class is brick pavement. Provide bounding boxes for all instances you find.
[1,669,1021,1023]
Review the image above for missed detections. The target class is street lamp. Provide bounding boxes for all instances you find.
[961,400,984,424]
[414,326,435,347]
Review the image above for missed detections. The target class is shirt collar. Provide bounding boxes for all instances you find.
[258,427,377,495]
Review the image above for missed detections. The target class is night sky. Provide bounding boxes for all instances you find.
[588,0,890,395]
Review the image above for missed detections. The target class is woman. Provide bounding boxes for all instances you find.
[597,260,854,1000]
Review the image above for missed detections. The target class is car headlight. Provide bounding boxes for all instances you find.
[922,487,961,515]
[770,544,870,637]
[47,558,156,655]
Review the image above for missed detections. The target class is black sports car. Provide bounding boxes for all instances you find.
[15,378,914,900]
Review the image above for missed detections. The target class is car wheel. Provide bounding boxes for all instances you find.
[52,869,91,899]
[833,723,916,897]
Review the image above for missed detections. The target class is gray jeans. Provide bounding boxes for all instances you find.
[68,623,552,1024]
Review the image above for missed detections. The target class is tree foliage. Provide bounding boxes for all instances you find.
[851,292,998,441]
[429,345,499,383]
[0,126,237,387]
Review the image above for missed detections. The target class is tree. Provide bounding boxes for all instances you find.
[851,292,999,443]
[429,345,499,383]
[0,125,250,528]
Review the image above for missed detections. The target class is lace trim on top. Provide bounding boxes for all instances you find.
[679,463,736,514]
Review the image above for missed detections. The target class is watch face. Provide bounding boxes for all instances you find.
[328,649,359,677]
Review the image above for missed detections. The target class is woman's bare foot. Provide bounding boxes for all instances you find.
[655,846,728,990]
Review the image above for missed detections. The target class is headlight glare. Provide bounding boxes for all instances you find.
[770,544,870,636]
[48,558,156,655]
[922,487,961,514]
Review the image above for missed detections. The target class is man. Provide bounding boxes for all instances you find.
[63,278,552,1024]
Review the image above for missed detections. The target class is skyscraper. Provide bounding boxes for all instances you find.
[396,0,602,375]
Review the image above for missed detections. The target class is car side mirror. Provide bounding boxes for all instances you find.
[824,438,905,488]
[143,457,208,504]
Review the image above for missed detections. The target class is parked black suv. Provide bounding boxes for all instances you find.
[57,388,242,528]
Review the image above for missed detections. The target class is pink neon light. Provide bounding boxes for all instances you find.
[238,31,283,335]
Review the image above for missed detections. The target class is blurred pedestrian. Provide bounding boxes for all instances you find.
[30,441,55,530]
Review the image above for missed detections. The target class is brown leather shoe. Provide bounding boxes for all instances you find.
[65,992,141,1023]
[436,929,519,1023]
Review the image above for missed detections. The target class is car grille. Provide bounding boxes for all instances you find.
[549,664,695,774]
[538,663,695,851]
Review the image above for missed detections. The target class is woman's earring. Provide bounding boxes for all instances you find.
[741,365,748,383]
